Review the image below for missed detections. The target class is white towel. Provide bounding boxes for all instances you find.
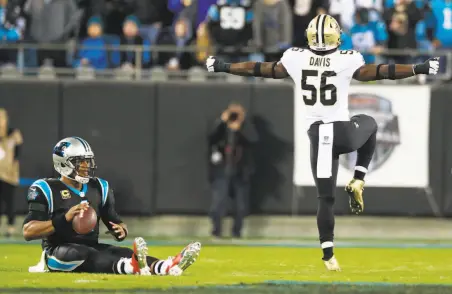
[29,250,48,273]
[317,124,334,178]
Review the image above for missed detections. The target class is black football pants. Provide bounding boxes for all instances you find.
[307,114,378,244]
[45,243,159,274]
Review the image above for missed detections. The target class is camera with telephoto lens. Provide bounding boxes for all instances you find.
[228,112,239,122]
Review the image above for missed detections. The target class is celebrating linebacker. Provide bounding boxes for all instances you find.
[23,137,201,275]
[206,14,440,271]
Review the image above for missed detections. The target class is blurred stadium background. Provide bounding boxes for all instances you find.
[0,0,452,293]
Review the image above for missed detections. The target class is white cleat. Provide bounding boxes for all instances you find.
[323,255,341,271]
[132,237,151,275]
[166,241,202,276]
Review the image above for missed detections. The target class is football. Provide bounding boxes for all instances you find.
[72,206,97,235]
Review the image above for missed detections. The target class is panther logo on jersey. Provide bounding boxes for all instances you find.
[28,186,39,200]
[53,141,71,157]
[339,93,401,173]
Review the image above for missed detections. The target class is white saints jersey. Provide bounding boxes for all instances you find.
[280,48,365,129]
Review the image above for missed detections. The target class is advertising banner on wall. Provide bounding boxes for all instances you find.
[293,85,431,188]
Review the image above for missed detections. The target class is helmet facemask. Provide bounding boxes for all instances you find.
[60,156,97,184]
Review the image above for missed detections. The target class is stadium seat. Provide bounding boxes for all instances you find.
[149,66,168,82]
[225,74,245,83]
[38,64,56,80]
[75,66,96,80]
[0,64,21,79]
[187,66,207,82]
[114,66,134,80]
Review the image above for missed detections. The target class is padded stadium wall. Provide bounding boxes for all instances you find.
[0,80,448,217]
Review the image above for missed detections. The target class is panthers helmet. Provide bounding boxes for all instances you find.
[52,137,96,184]
[306,14,341,51]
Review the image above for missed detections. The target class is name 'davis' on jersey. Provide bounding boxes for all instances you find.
[310,57,331,67]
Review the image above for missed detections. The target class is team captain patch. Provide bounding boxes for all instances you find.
[60,190,71,199]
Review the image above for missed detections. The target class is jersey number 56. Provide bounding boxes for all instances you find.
[301,70,337,106]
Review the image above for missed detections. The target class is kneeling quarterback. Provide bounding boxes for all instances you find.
[23,137,201,275]
[206,14,439,271]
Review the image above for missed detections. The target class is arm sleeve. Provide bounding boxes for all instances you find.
[23,186,50,226]
[100,188,123,231]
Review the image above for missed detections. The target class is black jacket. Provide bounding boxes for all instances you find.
[208,120,256,180]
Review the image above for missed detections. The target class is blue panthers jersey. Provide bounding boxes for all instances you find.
[428,0,452,47]
[207,0,253,46]
[385,0,426,8]
[350,21,388,63]
[340,32,353,50]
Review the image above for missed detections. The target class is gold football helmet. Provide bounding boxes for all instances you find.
[306,14,341,51]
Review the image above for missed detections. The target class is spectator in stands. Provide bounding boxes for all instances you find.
[76,0,107,39]
[253,0,293,62]
[120,15,151,68]
[325,0,356,31]
[288,0,327,47]
[383,0,422,63]
[102,0,134,36]
[136,0,174,45]
[206,0,254,62]
[356,0,384,13]
[340,31,354,50]
[0,108,22,238]
[426,0,452,50]
[23,0,82,68]
[73,16,120,70]
[168,0,216,69]
[208,103,256,240]
[0,0,22,65]
[350,7,388,63]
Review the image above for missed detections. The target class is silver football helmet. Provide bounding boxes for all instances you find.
[52,137,96,184]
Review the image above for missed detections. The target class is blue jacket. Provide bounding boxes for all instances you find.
[0,7,20,42]
[427,0,452,48]
[350,21,387,63]
[340,32,353,50]
[74,36,120,69]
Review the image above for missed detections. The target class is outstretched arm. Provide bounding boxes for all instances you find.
[206,57,289,79]
[353,57,440,82]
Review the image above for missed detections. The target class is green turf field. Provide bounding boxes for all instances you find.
[0,243,451,293]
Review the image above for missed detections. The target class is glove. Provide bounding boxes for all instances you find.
[206,56,230,73]
[413,57,440,75]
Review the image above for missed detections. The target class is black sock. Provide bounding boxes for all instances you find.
[322,246,334,261]
[354,170,366,181]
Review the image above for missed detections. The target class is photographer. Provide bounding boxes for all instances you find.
[208,103,256,239]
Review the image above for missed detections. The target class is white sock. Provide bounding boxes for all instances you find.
[154,259,171,275]
[355,166,368,173]
[116,258,134,274]
[124,258,134,274]
[321,241,334,249]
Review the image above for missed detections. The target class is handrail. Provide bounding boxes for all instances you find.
[0,42,449,81]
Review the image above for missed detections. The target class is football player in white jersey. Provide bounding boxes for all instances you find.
[206,14,440,271]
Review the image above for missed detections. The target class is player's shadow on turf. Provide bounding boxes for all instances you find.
[249,115,292,221]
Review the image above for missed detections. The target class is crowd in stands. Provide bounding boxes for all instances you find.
[0,0,450,72]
